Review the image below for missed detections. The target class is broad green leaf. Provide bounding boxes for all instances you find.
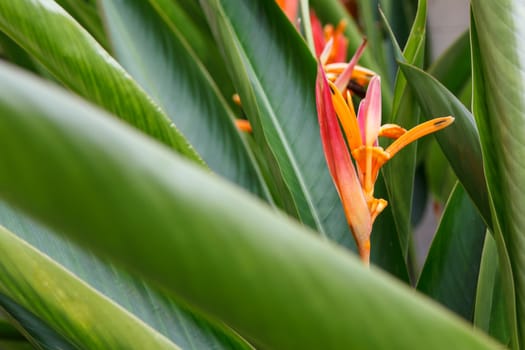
[54,0,108,50]
[0,200,252,350]
[0,52,501,350]
[381,0,426,259]
[470,2,525,347]
[199,0,356,248]
[417,183,486,321]
[0,0,202,164]
[0,294,77,350]
[398,63,492,229]
[0,227,180,350]
[474,234,510,346]
[99,0,270,200]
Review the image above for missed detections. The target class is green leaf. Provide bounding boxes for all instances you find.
[0,32,38,74]
[99,0,270,200]
[146,0,238,112]
[0,0,202,164]
[0,294,78,349]
[0,311,24,342]
[381,0,426,259]
[0,51,501,350]
[356,0,388,76]
[54,0,108,50]
[470,1,525,347]
[0,226,180,349]
[398,62,492,229]
[417,182,486,321]
[0,200,252,350]
[474,234,510,346]
[199,0,356,248]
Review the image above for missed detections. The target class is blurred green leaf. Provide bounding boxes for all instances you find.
[0,199,252,350]
[99,0,270,200]
[0,226,180,349]
[0,32,38,73]
[199,0,356,247]
[54,0,108,50]
[399,63,491,229]
[0,294,78,350]
[474,234,510,346]
[471,1,525,346]
[417,182,486,321]
[0,0,203,164]
[0,58,502,350]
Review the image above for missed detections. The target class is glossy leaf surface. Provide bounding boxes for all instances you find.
[0,0,202,163]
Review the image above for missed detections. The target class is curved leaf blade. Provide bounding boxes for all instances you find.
[0,200,252,350]
[471,1,525,346]
[382,0,426,259]
[0,55,501,350]
[399,62,491,229]
[0,0,202,164]
[199,0,355,247]
[0,226,180,350]
[99,0,270,199]
[0,294,78,350]
[417,182,486,321]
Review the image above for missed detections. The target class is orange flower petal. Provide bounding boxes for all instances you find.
[316,64,372,259]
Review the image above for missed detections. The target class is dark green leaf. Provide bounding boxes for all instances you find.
[399,62,491,229]
[382,0,426,259]
[0,294,77,350]
[417,183,486,321]
[99,0,271,200]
